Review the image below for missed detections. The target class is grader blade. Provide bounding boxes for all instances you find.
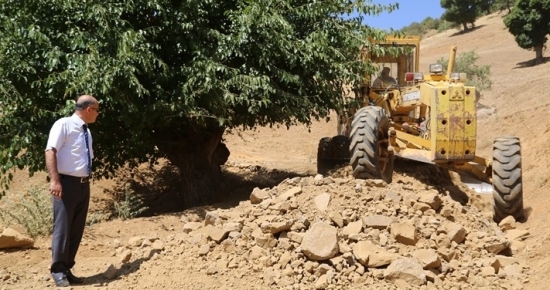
[394,148,433,164]
[458,174,492,194]
[395,149,493,194]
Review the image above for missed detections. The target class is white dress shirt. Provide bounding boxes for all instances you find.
[45,114,94,177]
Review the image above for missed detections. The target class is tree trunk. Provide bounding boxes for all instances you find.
[155,125,230,207]
[462,22,469,32]
[535,45,544,65]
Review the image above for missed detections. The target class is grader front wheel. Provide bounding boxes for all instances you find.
[349,106,394,183]
[492,136,524,223]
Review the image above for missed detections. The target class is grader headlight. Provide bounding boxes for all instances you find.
[450,72,461,80]
[429,63,443,74]
[405,72,424,82]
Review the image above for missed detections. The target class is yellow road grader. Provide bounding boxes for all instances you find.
[317,36,523,223]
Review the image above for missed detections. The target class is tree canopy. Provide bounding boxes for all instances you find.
[504,0,550,64]
[400,17,444,36]
[493,0,515,13]
[440,0,481,31]
[0,0,399,201]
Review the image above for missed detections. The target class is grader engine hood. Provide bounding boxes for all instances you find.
[422,82,477,162]
[389,81,477,163]
[394,81,490,194]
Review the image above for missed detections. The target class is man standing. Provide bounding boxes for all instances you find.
[45,95,100,287]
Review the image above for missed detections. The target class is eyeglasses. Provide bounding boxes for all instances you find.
[88,107,100,113]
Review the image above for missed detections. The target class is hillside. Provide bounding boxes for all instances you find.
[419,12,550,289]
[1,11,550,290]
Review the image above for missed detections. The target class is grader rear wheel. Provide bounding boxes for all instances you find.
[317,135,350,174]
[349,106,394,183]
[492,136,524,223]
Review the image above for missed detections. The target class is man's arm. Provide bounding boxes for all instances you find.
[45,149,62,198]
[372,78,383,88]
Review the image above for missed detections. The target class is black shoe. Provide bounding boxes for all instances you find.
[51,272,70,287]
[65,270,84,284]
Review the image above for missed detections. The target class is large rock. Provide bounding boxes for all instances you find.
[261,220,293,234]
[250,188,270,204]
[352,241,398,268]
[390,223,418,246]
[412,249,441,269]
[384,258,427,286]
[314,193,331,212]
[301,222,339,261]
[505,229,529,241]
[182,222,203,233]
[362,215,396,229]
[446,222,467,244]
[0,228,34,249]
[328,211,344,228]
[342,220,363,236]
[192,225,229,243]
[499,216,516,230]
[278,187,302,200]
[417,190,443,210]
[128,236,144,247]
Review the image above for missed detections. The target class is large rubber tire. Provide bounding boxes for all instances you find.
[317,137,332,174]
[492,136,524,223]
[317,136,350,174]
[349,106,394,183]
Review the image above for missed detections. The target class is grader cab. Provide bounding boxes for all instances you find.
[317,36,523,223]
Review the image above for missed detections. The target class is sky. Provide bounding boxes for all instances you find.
[360,0,445,31]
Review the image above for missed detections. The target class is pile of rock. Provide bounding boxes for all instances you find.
[115,174,529,289]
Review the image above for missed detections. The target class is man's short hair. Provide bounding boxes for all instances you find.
[75,100,96,111]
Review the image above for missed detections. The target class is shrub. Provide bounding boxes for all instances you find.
[112,183,148,220]
[0,185,52,238]
[86,210,110,226]
[438,50,492,92]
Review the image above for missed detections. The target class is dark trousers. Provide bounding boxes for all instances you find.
[51,177,90,273]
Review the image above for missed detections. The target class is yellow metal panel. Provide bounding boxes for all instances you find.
[429,84,477,162]
[395,130,431,149]
[396,148,433,164]
[419,83,435,105]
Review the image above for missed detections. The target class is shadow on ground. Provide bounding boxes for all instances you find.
[84,251,159,286]
[449,25,486,37]
[99,154,490,221]
[514,57,549,68]
[393,158,472,205]
[101,162,308,218]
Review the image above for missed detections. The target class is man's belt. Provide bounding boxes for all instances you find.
[60,174,90,183]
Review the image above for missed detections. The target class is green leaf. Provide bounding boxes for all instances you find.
[0,0,398,190]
